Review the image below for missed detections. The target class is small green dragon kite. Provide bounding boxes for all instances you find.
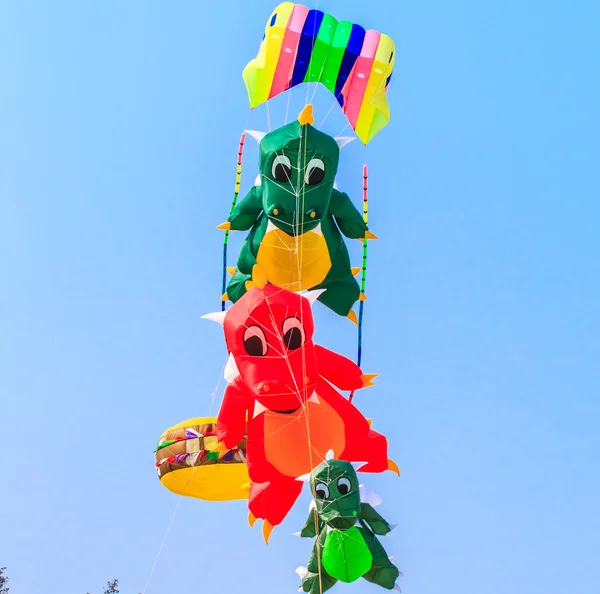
[295,451,401,593]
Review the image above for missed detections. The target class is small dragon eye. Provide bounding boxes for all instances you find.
[337,477,352,495]
[315,482,330,499]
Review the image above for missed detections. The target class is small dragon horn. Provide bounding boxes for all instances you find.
[335,136,356,149]
[201,311,227,326]
[245,130,266,143]
[299,288,326,306]
[298,104,314,125]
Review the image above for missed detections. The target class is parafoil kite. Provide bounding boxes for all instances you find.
[243,2,395,144]
[295,451,401,593]
[201,284,398,541]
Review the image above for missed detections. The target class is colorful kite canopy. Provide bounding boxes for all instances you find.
[243,2,395,144]
[155,418,249,502]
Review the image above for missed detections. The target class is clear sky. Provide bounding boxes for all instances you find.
[1,1,599,593]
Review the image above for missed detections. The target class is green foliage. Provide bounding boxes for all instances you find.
[103,579,119,594]
[0,567,9,594]
[87,577,141,594]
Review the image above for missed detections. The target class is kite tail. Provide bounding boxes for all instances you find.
[350,164,369,402]
[222,132,246,311]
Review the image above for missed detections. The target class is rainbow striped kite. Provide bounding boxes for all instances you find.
[242,2,395,144]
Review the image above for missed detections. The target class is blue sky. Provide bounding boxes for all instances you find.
[1,1,599,593]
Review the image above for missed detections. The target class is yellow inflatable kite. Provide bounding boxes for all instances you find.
[155,417,249,502]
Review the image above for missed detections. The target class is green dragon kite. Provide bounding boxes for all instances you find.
[295,451,401,593]
[218,105,376,322]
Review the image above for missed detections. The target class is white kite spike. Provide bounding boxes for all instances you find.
[333,180,338,190]
[307,391,320,404]
[296,566,308,579]
[253,400,268,418]
[351,461,368,471]
[201,311,227,326]
[335,136,356,149]
[359,484,383,506]
[254,174,262,186]
[325,449,335,461]
[301,288,326,306]
[224,352,240,383]
[296,472,311,483]
[246,130,267,143]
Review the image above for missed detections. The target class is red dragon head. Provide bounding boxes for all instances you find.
[204,285,323,412]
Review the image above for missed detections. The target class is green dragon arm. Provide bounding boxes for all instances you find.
[302,532,337,594]
[328,189,368,239]
[299,508,322,538]
[236,237,258,275]
[306,532,326,573]
[228,186,263,231]
[360,503,393,536]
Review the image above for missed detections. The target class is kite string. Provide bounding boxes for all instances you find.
[143,353,228,594]
[336,121,351,138]
[350,163,368,403]
[306,0,319,106]
[144,127,245,591]
[141,498,182,594]
[317,95,339,131]
[285,84,292,124]
[298,90,324,594]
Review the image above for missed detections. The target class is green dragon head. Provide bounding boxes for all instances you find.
[252,105,348,236]
[308,452,363,530]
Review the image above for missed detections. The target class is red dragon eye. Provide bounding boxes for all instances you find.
[243,325,268,356]
[282,317,305,350]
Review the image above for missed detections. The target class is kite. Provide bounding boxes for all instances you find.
[202,285,399,541]
[155,417,249,502]
[219,105,376,322]
[243,2,395,144]
[295,451,401,593]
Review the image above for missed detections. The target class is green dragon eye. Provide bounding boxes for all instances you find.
[337,477,351,495]
[304,158,325,186]
[272,155,292,182]
[315,482,330,499]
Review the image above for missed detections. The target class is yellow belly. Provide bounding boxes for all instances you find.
[256,227,332,291]
[263,397,346,478]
